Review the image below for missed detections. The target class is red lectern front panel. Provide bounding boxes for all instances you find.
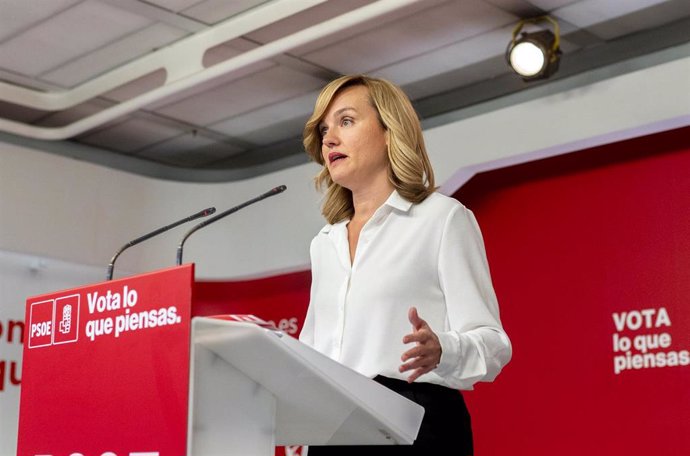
[18,265,194,456]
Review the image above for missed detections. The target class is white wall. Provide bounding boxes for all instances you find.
[0,53,688,281]
[0,143,324,280]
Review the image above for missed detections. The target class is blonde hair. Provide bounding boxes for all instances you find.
[303,75,436,224]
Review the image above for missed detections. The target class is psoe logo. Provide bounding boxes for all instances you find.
[28,294,80,348]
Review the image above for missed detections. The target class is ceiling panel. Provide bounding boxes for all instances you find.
[526,0,580,11]
[181,0,271,25]
[290,0,449,57]
[210,91,317,136]
[245,0,375,44]
[302,0,517,74]
[137,131,245,164]
[403,55,508,101]
[155,65,325,125]
[581,0,690,40]
[552,0,669,29]
[41,23,188,88]
[0,0,81,42]
[0,69,60,92]
[143,0,204,12]
[0,1,152,77]
[211,91,318,146]
[100,70,168,103]
[138,134,245,167]
[79,117,185,153]
[373,24,518,86]
[482,0,544,16]
[230,117,311,147]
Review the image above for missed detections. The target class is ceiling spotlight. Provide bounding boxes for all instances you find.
[506,16,562,81]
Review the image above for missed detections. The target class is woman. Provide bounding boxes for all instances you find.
[300,75,511,455]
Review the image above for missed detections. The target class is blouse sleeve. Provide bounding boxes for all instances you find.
[433,204,512,389]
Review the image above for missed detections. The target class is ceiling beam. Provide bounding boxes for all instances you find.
[0,0,419,141]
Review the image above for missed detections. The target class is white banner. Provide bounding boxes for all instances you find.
[0,250,102,455]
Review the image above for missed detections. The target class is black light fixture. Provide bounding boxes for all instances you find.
[506,16,562,81]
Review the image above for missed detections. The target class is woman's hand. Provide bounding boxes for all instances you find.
[399,306,442,383]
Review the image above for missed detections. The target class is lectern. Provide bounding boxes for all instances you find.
[18,265,424,456]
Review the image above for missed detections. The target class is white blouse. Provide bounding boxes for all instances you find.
[299,190,512,390]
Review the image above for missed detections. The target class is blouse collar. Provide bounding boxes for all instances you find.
[320,189,412,234]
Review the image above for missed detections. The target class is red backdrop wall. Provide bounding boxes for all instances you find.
[193,270,310,339]
[456,126,690,455]
[195,126,690,455]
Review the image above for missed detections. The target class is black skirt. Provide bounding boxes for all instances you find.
[306,375,473,456]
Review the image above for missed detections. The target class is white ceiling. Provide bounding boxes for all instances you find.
[0,0,688,179]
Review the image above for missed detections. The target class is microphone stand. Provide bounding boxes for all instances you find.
[106,207,216,280]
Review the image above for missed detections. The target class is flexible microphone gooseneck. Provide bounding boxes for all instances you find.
[106,207,216,280]
[176,185,287,266]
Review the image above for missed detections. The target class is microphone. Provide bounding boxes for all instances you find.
[176,185,287,265]
[106,207,216,281]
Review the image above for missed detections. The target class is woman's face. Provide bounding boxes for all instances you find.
[319,85,389,192]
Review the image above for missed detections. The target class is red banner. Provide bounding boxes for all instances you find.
[18,265,194,456]
[193,270,310,456]
[457,127,690,455]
